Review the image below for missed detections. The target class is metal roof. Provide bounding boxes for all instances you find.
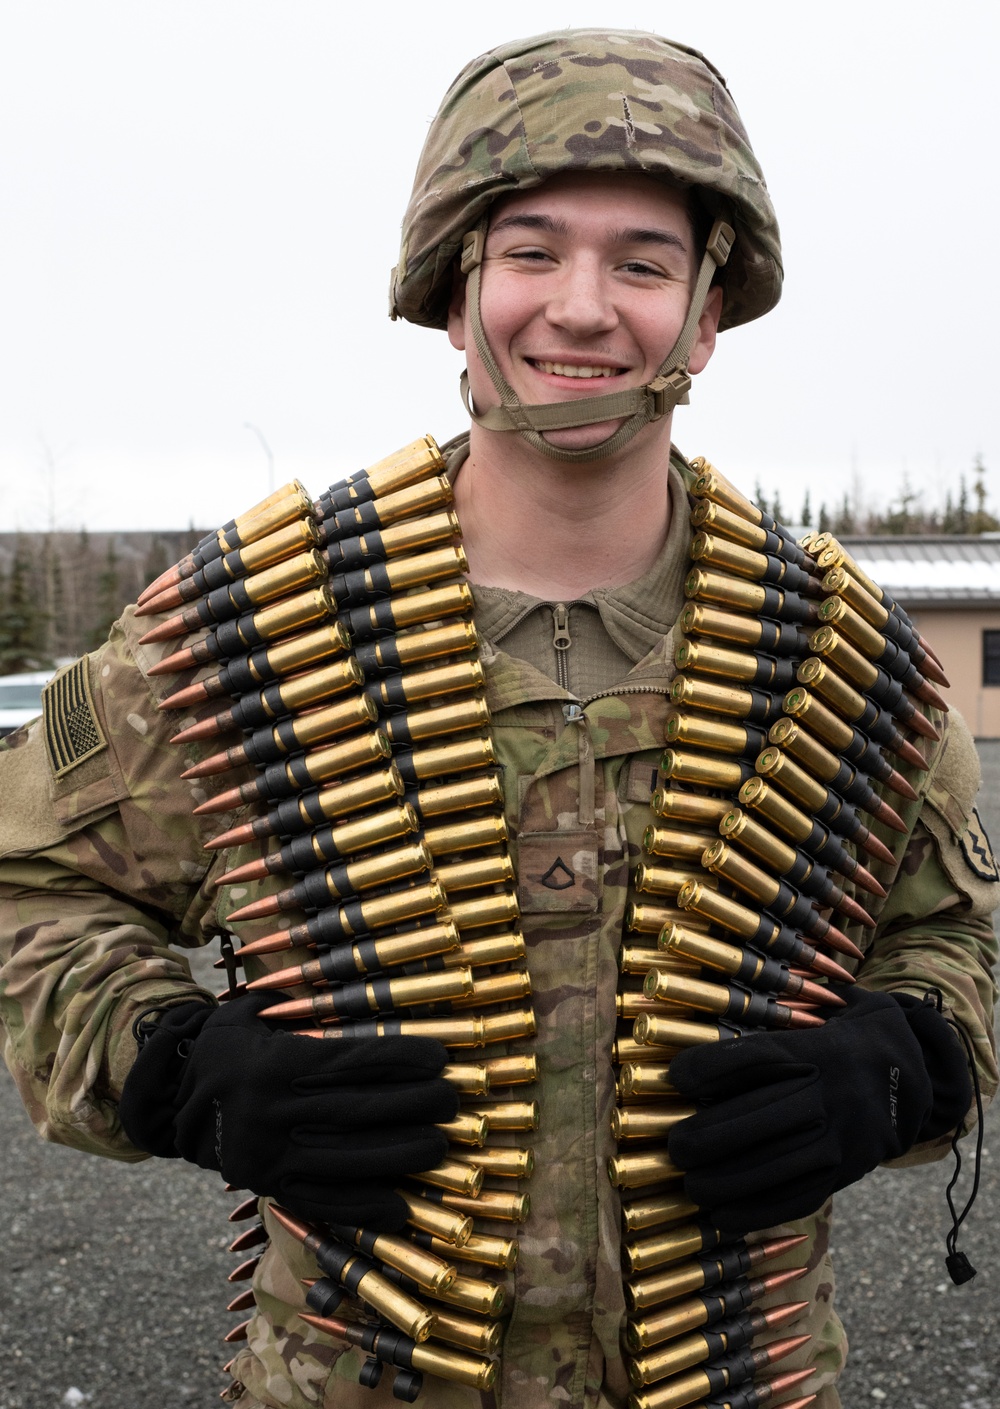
[840,536,1000,608]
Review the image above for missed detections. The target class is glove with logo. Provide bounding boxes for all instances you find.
[119,993,459,1230]
[667,986,972,1235]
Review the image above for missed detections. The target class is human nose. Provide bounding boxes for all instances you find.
[544,256,619,340]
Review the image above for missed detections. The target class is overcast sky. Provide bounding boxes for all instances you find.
[1,0,997,533]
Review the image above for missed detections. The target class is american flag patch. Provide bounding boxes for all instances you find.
[43,659,107,777]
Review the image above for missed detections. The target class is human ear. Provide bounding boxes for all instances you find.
[689,285,724,375]
[446,266,468,352]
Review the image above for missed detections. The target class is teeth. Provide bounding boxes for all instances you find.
[535,361,620,379]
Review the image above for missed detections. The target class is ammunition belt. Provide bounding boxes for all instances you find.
[138,438,948,1407]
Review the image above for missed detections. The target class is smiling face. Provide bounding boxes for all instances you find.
[448,171,723,456]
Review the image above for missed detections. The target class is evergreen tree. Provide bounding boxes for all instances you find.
[800,490,813,527]
[818,502,831,533]
[88,539,123,651]
[0,535,52,672]
[770,491,785,526]
[753,482,769,516]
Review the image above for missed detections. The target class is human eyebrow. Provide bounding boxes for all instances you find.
[612,226,688,253]
[488,213,570,237]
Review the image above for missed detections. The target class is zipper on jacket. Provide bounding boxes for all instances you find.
[552,604,572,693]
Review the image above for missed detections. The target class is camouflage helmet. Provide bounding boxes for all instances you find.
[391,28,782,333]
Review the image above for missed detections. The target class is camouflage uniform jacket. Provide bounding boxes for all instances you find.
[0,450,997,1409]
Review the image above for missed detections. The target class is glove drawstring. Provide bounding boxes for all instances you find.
[923,989,983,1285]
[130,1001,213,1054]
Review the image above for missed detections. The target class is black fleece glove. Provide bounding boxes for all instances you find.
[667,986,972,1235]
[119,993,459,1230]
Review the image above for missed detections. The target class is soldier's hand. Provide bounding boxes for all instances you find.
[119,992,458,1230]
[666,985,972,1235]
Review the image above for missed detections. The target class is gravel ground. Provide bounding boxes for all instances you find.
[2,768,999,1409]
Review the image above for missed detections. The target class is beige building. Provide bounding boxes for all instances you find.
[845,536,1000,739]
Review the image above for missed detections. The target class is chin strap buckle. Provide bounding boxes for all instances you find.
[461,226,485,274]
[648,368,692,419]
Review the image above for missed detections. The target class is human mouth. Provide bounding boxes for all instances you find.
[530,360,624,379]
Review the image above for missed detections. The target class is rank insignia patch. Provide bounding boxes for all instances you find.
[43,660,107,777]
[959,806,999,883]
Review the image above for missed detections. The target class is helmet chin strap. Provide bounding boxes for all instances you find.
[459,217,734,464]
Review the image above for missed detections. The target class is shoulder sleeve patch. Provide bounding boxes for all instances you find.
[43,659,108,777]
[960,806,999,883]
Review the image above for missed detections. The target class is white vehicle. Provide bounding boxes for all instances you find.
[0,670,55,737]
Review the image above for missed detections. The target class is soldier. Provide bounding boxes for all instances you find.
[0,27,996,1409]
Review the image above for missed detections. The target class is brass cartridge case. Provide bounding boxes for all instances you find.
[333,841,433,896]
[436,854,515,893]
[314,801,419,860]
[432,1273,506,1318]
[453,1146,534,1179]
[684,568,768,615]
[618,1064,677,1098]
[768,716,841,781]
[363,434,445,498]
[660,747,748,791]
[441,1189,530,1223]
[673,638,763,685]
[370,659,485,710]
[350,879,447,933]
[415,774,504,818]
[423,814,509,858]
[401,1192,473,1246]
[650,789,730,826]
[259,621,352,678]
[634,864,701,898]
[660,924,750,981]
[617,991,673,1020]
[815,537,882,599]
[688,498,768,550]
[822,564,889,628]
[248,585,337,642]
[688,459,763,524]
[442,1063,491,1095]
[465,1101,539,1131]
[627,1330,728,1385]
[627,902,711,936]
[359,920,461,971]
[378,618,478,669]
[440,1111,490,1147]
[797,655,866,719]
[810,624,878,691]
[621,1191,699,1234]
[418,1157,484,1198]
[479,1009,537,1044]
[426,1232,518,1271]
[408,1341,496,1392]
[817,593,887,658]
[680,603,762,648]
[689,531,768,581]
[664,711,753,756]
[717,808,795,873]
[614,1036,679,1064]
[608,1150,683,1190]
[429,1308,503,1356]
[450,970,532,1009]
[623,1223,711,1275]
[347,1261,434,1342]
[242,548,327,606]
[642,826,713,862]
[643,970,734,1018]
[447,932,526,969]
[348,1232,456,1294]
[334,474,452,535]
[375,509,461,559]
[407,735,497,781]
[355,581,475,635]
[782,686,854,750]
[285,730,392,789]
[619,944,700,977]
[479,1055,538,1087]
[701,838,778,906]
[612,1105,696,1141]
[225,484,314,552]
[238,515,321,575]
[264,657,365,716]
[755,747,826,811]
[281,693,379,751]
[380,544,469,594]
[737,775,812,845]
[676,880,759,940]
[387,697,491,746]
[633,1014,721,1049]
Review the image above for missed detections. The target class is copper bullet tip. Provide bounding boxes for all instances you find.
[872,797,907,834]
[180,748,234,780]
[268,1204,312,1242]
[258,996,314,1020]
[851,862,888,898]
[884,768,919,803]
[193,783,248,815]
[170,715,226,746]
[227,1288,257,1312]
[905,706,940,742]
[915,678,949,713]
[798,977,847,1007]
[819,924,865,962]
[806,950,855,983]
[147,644,200,677]
[158,679,210,710]
[233,929,298,958]
[223,1319,250,1343]
[836,894,876,929]
[138,582,187,616]
[761,1299,812,1328]
[919,654,949,688]
[246,964,302,991]
[762,1332,812,1365]
[137,612,192,645]
[786,1008,825,1029]
[760,1266,810,1294]
[226,892,286,923]
[204,819,259,850]
[859,830,896,867]
[214,857,271,888]
[138,562,184,604]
